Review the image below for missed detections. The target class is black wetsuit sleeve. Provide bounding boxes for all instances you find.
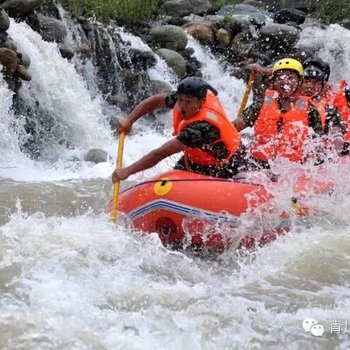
[241,99,264,127]
[164,91,179,108]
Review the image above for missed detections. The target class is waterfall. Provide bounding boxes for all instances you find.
[8,19,112,161]
[0,72,24,166]
[187,36,247,120]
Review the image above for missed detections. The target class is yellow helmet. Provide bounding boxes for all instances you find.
[272,58,304,77]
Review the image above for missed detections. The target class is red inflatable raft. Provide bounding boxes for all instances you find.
[116,170,297,252]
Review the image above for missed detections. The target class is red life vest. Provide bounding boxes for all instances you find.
[172,91,241,167]
[251,89,310,162]
[333,80,350,141]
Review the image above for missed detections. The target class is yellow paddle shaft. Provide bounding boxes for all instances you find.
[110,132,125,223]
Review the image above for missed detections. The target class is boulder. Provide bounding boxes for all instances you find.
[0,0,44,17]
[14,64,31,81]
[76,43,92,58]
[155,48,187,77]
[59,45,74,59]
[17,52,31,69]
[129,49,156,70]
[0,9,9,31]
[258,23,300,50]
[161,0,213,17]
[273,8,306,25]
[184,22,215,44]
[84,149,108,164]
[215,28,231,46]
[231,31,253,57]
[36,14,67,43]
[149,25,188,51]
[0,47,18,75]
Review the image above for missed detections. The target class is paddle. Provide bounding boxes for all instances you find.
[238,71,255,114]
[110,132,125,223]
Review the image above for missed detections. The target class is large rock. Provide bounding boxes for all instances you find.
[149,25,188,51]
[258,23,300,50]
[162,0,213,17]
[215,28,231,46]
[0,0,44,17]
[59,45,74,60]
[273,8,306,25]
[14,64,31,81]
[84,149,108,164]
[18,52,30,69]
[0,9,9,31]
[155,48,187,77]
[217,4,260,16]
[184,22,215,44]
[36,14,67,43]
[231,31,253,57]
[0,47,18,75]
[129,48,157,70]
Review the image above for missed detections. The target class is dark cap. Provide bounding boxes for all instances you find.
[177,76,218,99]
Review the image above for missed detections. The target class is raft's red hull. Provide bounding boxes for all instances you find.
[117,170,291,252]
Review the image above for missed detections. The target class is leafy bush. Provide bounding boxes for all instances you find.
[310,0,350,26]
[60,0,160,27]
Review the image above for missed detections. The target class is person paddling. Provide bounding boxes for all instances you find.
[233,58,324,169]
[299,57,345,156]
[112,76,246,182]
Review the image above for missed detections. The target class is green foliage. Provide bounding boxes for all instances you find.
[60,0,160,27]
[310,0,350,26]
[212,0,236,12]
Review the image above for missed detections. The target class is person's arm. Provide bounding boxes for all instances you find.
[232,99,263,131]
[247,63,273,77]
[112,138,186,182]
[325,104,346,155]
[232,115,248,131]
[117,93,168,134]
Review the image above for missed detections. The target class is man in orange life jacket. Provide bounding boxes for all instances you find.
[299,57,345,156]
[112,76,246,182]
[233,58,324,169]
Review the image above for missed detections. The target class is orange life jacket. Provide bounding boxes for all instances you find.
[172,91,241,167]
[333,80,350,140]
[251,89,310,162]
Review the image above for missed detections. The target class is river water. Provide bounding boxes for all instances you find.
[1,19,350,350]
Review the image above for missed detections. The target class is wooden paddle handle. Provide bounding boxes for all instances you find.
[238,71,255,115]
[110,132,125,223]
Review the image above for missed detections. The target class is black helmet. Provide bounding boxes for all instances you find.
[303,56,330,81]
[177,76,218,99]
[304,67,327,81]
